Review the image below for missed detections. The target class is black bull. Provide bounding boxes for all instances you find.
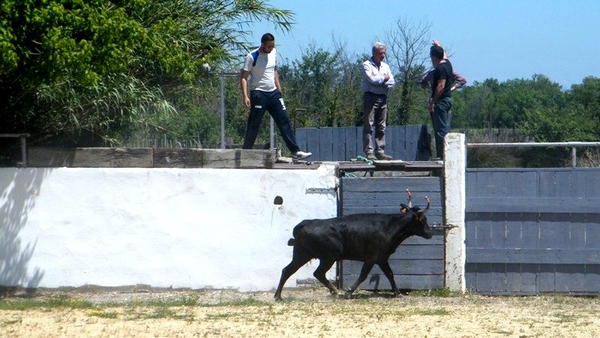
[274,197,432,300]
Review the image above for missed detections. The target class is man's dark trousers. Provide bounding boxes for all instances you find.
[243,90,300,152]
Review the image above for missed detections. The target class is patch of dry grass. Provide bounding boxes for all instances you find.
[1,288,600,337]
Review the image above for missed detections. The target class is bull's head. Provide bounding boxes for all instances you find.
[400,189,433,239]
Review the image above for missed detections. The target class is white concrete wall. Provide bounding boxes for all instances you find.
[0,166,338,291]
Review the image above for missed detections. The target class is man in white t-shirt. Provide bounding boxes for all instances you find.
[240,33,311,161]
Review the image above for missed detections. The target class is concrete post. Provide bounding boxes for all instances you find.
[444,133,466,293]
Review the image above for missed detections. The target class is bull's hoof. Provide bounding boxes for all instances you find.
[274,295,283,302]
[329,287,339,296]
[344,291,353,299]
[392,289,408,298]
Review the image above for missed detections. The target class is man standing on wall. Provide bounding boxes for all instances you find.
[428,44,454,160]
[240,33,311,161]
[361,42,395,161]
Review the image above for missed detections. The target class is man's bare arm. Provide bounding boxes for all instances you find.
[429,78,446,112]
[240,70,251,107]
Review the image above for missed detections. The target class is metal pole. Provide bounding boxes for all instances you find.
[467,141,600,148]
[20,135,27,167]
[270,117,275,150]
[220,75,226,149]
[466,141,600,169]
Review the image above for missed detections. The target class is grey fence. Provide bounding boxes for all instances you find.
[338,176,445,291]
[308,126,600,295]
[295,125,431,162]
[465,168,600,295]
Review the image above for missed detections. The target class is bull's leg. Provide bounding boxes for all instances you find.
[274,256,311,301]
[345,262,375,299]
[378,261,401,297]
[313,259,339,297]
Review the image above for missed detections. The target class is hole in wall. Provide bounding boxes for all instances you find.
[273,196,284,205]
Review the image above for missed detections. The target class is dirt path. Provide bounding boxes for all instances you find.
[1,287,600,337]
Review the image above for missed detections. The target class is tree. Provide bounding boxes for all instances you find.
[278,42,362,129]
[493,74,564,128]
[1,0,146,141]
[0,0,294,146]
[566,76,600,138]
[385,18,431,125]
[451,79,500,130]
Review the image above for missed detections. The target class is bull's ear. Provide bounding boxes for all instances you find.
[400,204,409,214]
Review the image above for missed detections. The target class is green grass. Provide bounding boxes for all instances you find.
[134,294,199,307]
[86,309,119,319]
[409,288,453,297]
[195,297,272,308]
[0,294,94,311]
[409,307,451,316]
[0,292,280,323]
[3,291,595,324]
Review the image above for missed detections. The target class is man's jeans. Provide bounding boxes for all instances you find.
[430,97,452,159]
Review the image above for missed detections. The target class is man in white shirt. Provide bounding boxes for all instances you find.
[240,33,311,161]
[361,42,395,161]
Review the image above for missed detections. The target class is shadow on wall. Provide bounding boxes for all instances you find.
[0,168,48,296]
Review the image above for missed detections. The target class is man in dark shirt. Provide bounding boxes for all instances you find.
[428,44,454,160]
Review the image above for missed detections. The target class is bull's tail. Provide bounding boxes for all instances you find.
[287,238,295,246]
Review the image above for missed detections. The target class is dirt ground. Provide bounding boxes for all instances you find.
[1,286,600,338]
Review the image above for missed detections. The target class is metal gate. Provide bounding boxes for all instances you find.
[338,176,445,291]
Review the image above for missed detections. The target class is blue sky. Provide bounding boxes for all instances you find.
[249,0,600,89]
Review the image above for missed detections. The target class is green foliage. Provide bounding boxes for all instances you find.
[29,73,178,146]
[385,18,432,125]
[0,0,294,147]
[279,44,362,128]
[493,74,565,128]
[521,106,596,142]
[566,76,600,138]
[410,288,453,297]
[451,79,499,129]
[0,294,94,310]
[452,75,565,130]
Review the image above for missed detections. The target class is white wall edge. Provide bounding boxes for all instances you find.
[443,133,467,293]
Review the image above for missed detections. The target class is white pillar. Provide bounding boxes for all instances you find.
[443,133,466,293]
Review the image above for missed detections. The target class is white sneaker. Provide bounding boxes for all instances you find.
[293,150,312,160]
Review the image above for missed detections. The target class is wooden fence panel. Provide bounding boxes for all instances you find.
[339,176,444,292]
[296,125,429,161]
[466,168,600,295]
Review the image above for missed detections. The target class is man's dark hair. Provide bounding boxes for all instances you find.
[261,33,275,43]
[430,45,444,60]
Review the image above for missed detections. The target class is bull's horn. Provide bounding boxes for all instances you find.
[420,196,430,214]
[423,196,431,213]
[406,189,412,208]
